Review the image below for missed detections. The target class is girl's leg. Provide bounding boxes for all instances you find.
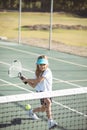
[33,105,46,113]
[29,98,57,128]
[33,98,52,119]
[44,98,58,129]
[44,98,52,119]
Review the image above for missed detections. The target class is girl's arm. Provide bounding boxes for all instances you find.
[22,77,44,88]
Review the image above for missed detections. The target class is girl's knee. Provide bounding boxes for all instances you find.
[44,98,52,106]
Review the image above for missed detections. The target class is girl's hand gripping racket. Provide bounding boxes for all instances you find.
[8,60,27,84]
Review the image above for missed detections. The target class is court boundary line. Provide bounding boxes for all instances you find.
[53,79,87,84]
[1,79,87,87]
[53,100,87,117]
[0,79,33,93]
[53,77,86,88]
[0,82,24,87]
[0,45,87,68]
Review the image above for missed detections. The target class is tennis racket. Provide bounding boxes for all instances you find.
[8,60,27,84]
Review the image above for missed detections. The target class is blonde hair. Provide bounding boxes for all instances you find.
[35,55,48,77]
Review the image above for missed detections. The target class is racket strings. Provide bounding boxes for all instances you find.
[8,60,22,78]
[8,60,27,84]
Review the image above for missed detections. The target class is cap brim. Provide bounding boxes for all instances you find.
[36,59,48,65]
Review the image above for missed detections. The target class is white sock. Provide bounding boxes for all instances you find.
[48,119,53,123]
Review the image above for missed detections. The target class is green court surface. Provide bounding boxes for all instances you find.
[0,40,87,130]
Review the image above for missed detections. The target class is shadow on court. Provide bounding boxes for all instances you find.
[0,117,67,130]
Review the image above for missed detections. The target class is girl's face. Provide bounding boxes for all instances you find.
[38,64,48,71]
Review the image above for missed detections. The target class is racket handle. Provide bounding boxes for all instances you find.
[20,76,27,84]
[18,72,27,84]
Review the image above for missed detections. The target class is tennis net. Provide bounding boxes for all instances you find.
[0,87,87,130]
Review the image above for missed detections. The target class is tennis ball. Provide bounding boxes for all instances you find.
[25,104,31,110]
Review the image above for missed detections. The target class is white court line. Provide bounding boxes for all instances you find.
[53,77,86,88]
[0,61,34,73]
[53,100,87,117]
[0,45,87,68]
[0,82,23,87]
[53,79,87,84]
[0,79,33,93]
[0,62,87,117]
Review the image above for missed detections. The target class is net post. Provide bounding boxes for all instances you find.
[18,0,22,44]
[49,0,53,50]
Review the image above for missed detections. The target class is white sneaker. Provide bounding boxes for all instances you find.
[48,119,58,129]
[28,109,39,120]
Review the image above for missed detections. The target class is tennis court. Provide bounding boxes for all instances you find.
[0,40,87,130]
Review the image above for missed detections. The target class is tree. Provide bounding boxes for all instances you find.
[0,0,87,16]
[41,0,51,12]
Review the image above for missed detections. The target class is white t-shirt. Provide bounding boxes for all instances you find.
[35,68,52,92]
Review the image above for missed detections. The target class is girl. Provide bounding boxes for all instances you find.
[21,55,57,129]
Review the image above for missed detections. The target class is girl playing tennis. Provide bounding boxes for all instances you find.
[21,55,57,129]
